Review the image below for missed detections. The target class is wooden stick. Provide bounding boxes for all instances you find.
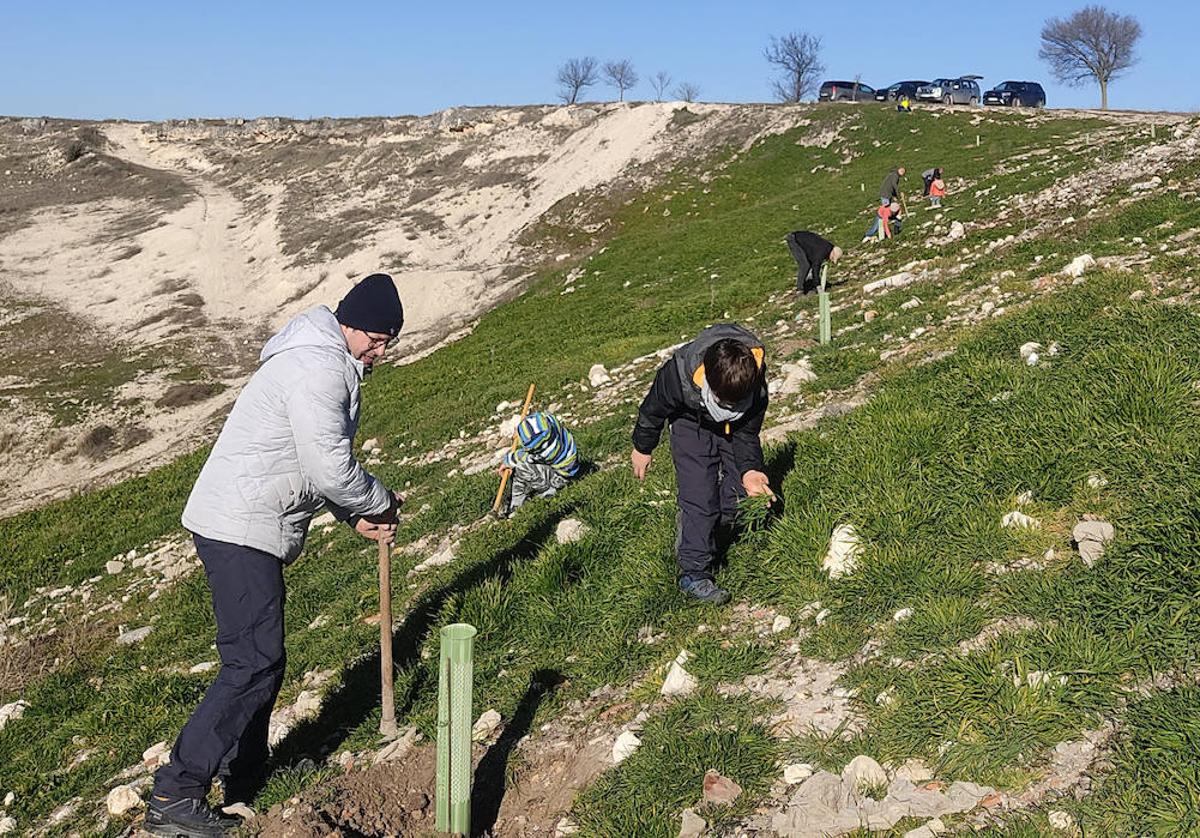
[492,383,537,514]
[378,536,397,738]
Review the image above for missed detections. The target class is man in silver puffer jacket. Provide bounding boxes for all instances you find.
[146,273,405,838]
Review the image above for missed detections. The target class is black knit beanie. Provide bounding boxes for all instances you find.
[335,273,404,337]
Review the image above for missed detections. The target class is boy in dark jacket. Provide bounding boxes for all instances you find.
[631,324,775,604]
[785,231,843,295]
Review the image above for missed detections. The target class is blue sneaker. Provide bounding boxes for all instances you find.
[679,576,731,605]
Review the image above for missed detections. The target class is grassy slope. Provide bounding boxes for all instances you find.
[3,106,1199,835]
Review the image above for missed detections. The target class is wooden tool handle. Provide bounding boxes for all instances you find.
[492,383,537,513]
[378,536,397,737]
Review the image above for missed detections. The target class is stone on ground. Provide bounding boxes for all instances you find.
[1073,519,1114,567]
[142,740,171,768]
[662,651,698,698]
[105,560,125,575]
[117,625,153,646]
[894,758,934,784]
[555,518,589,544]
[678,807,707,838]
[471,709,502,742]
[373,726,420,765]
[1001,510,1038,529]
[1048,810,1075,830]
[105,784,143,816]
[842,754,888,791]
[222,802,257,819]
[702,769,742,805]
[0,700,29,732]
[772,614,792,634]
[1062,254,1095,278]
[783,763,815,784]
[612,730,641,764]
[823,524,862,579]
[588,364,612,387]
[904,818,947,838]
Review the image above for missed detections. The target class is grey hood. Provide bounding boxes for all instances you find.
[673,323,765,418]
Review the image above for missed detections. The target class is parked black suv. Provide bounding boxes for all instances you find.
[875,81,929,102]
[983,81,1046,108]
[818,80,877,102]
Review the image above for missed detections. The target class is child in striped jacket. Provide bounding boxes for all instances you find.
[501,412,580,515]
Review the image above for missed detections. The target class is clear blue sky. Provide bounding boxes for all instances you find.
[2,0,1195,120]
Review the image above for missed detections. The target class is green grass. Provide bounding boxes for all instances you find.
[3,106,1195,834]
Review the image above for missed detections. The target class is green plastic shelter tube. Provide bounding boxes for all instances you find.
[818,264,832,345]
[436,623,477,836]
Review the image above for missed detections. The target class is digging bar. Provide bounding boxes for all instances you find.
[378,535,397,738]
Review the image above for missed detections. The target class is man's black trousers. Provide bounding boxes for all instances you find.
[153,535,286,799]
[670,415,746,581]
[785,233,816,294]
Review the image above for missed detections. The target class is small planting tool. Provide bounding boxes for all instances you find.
[818,263,832,345]
[378,536,397,738]
[491,383,537,515]
[436,623,477,837]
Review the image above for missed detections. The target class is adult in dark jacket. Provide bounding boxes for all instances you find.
[785,231,843,295]
[880,166,906,205]
[921,167,942,196]
[631,324,775,604]
[146,274,406,838]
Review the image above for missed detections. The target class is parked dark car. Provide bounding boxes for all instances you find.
[818,80,877,102]
[916,76,982,105]
[875,81,929,102]
[983,81,1046,108]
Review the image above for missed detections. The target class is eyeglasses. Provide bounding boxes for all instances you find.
[362,332,396,350]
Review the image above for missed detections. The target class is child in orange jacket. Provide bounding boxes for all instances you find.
[929,175,946,208]
[863,200,902,242]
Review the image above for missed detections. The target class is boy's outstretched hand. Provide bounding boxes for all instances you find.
[742,470,776,505]
[631,449,652,480]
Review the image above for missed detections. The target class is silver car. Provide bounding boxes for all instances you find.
[916,76,982,105]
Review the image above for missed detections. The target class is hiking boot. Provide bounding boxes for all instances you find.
[144,793,239,837]
[679,576,731,605]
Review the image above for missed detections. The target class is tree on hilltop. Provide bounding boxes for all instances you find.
[603,59,639,102]
[650,71,672,102]
[764,31,824,103]
[674,81,700,103]
[557,57,600,105]
[1039,5,1141,110]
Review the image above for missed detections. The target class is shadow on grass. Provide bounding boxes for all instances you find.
[270,508,573,772]
[470,668,564,836]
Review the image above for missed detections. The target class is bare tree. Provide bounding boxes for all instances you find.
[1039,5,1141,110]
[764,31,825,103]
[603,59,639,101]
[650,71,673,102]
[556,57,600,105]
[674,81,700,103]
